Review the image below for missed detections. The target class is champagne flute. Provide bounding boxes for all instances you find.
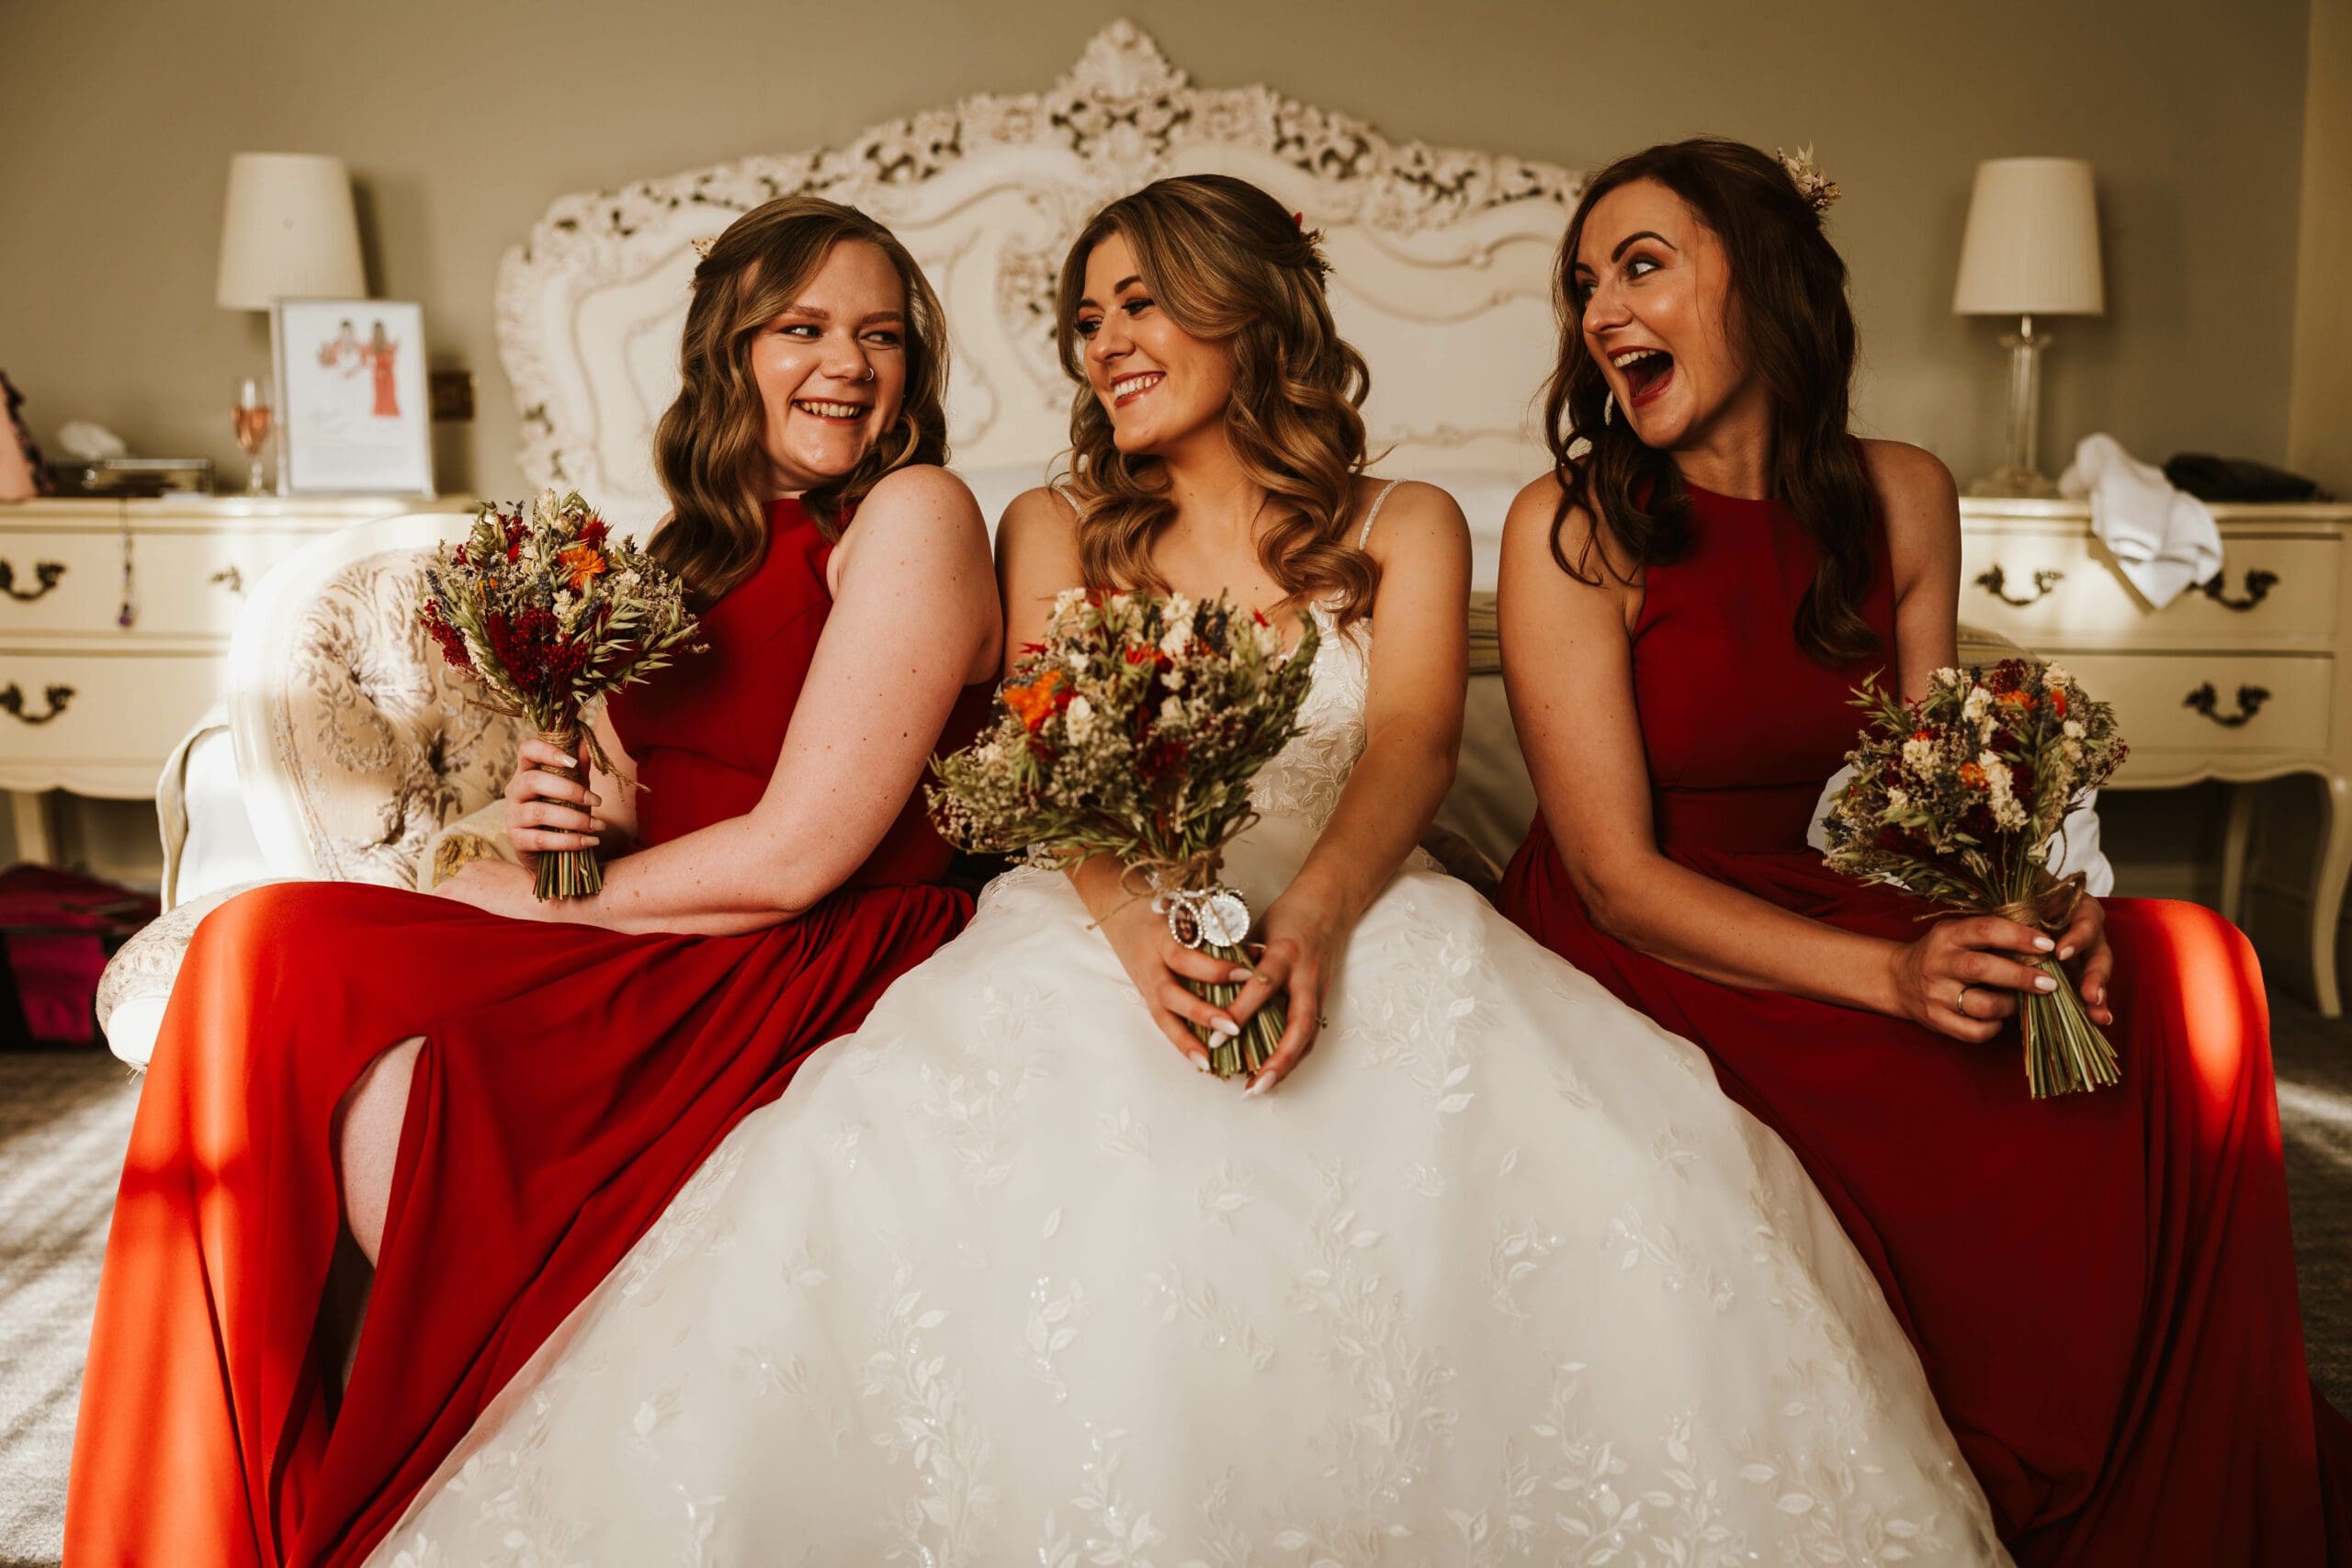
[232,377,274,495]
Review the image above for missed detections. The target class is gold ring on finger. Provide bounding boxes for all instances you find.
[1955,983,1974,1018]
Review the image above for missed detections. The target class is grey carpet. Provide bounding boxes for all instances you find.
[0,1050,140,1568]
[3,1007,2349,1567]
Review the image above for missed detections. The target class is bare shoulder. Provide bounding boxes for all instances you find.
[1856,439,1959,586]
[834,466,990,598]
[1502,468,1626,586]
[1355,476,1467,563]
[854,463,985,542]
[998,482,1081,540]
[1858,439,1958,534]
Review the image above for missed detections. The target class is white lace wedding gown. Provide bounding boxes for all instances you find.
[375,604,2007,1567]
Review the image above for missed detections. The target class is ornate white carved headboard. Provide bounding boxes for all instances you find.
[496,20,1581,581]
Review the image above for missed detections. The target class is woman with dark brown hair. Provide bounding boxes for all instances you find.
[372,173,2010,1568]
[66,194,1001,1568]
[1498,136,2350,1566]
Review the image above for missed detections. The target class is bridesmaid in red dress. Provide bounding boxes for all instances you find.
[1498,138,2350,1567]
[65,197,1001,1568]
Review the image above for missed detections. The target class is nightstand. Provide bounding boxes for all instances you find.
[0,495,472,863]
[1959,497,2352,1012]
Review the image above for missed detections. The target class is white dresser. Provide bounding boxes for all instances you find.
[1959,497,2352,1012]
[0,495,471,861]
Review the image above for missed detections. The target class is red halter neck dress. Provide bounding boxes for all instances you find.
[1501,478,2352,1566]
[68,496,984,1567]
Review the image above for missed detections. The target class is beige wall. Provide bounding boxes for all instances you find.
[2292,0,2352,494]
[0,0,2327,917]
[0,0,2316,500]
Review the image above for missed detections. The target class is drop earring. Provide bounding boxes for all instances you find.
[1603,390,1617,427]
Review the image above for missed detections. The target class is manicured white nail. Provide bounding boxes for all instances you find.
[2033,975,2057,992]
[1241,1077,1268,1099]
[2033,936,2056,953]
[2057,945,2075,962]
[1192,1054,1212,1073]
[1209,1018,1238,1040]
[1228,967,1253,984]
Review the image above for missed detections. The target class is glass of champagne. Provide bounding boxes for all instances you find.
[232,377,275,495]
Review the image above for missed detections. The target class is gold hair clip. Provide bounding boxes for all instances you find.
[1776,145,1841,213]
[690,234,719,261]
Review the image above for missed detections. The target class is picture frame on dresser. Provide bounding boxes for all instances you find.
[272,299,435,496]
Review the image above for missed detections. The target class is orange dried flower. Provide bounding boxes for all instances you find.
[1958,761,1987,789]
[1004,670,1067,732]
[558,542,608,593]
[1997,689,2036,710]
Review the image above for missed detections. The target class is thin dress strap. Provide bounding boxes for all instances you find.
[1356,479,1405,549]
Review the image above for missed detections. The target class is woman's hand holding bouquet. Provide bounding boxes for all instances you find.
[932,587,1318,1080]
[1825,658,2129,1098]
[419,490,697,899]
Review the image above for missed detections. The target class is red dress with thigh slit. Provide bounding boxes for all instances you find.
[1501,479,2352,1565]
[66,497,983,1567]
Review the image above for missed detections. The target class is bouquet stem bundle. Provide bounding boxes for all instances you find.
[533,726,600,899]
[1146,868,1286,1077]
[1824,659,2130,1099]
[931,588,1318,1079]
[418,490,699,900]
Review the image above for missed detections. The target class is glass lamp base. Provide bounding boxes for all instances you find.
[1966,465,2061,500]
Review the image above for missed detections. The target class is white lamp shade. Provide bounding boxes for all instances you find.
[215,152,366,310]
[1951,157,2105,317]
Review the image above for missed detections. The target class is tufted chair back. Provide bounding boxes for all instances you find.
[228,512,522,886]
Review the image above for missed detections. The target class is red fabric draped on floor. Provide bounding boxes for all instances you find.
[66,497,982,1566]
[1502,475,2352,1565]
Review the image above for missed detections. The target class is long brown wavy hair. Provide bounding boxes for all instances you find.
[1543,138,1878,664]
[650,196,950,601]
[1054,175,1380,626]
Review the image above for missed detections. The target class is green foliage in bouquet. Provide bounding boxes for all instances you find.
[1823,658,2131,1097]
[931,588,1320,1077]
[418,489,698,899]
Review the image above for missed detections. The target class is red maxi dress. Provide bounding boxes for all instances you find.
[66,497,981,1568]
[1501,479,2352,1566]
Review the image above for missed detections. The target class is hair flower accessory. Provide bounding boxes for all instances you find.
[1776,145,1841,213]
[689,234,720,260]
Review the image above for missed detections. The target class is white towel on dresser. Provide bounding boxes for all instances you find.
[2057,433,2222,608]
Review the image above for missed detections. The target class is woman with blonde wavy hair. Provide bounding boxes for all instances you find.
[374,174,2008,1566]
[67,193,1001,1568]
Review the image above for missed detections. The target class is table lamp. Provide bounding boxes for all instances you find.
[1952,157,2105,497]
[215,153,366,492]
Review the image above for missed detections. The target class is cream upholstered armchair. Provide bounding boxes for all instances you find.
[97,513,524,1066]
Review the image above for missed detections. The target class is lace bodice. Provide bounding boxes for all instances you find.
[1247,603,1371,839]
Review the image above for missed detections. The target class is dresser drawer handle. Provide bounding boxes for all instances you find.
[2199,569,2278,612]
[0,560,66,604]
[209,565,245,596]
[1973,565,2064,606]
[2184,682,2271,728]
[0,682,74,726]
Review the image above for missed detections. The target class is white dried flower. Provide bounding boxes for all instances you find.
[1776,144,1841,212]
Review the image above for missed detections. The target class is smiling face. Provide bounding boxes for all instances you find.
[748,239,909,495]
[1072,231,1236,458]
[1571,178,1758,454]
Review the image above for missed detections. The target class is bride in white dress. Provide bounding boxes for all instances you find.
[376,177,2006,1566]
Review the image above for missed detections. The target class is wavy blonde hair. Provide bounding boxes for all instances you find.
[1053,175,1379,625]
[650,196,950,601]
